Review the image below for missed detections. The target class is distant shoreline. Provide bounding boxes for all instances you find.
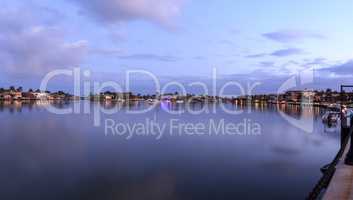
[0,98,342,109]
[0,87,350,110]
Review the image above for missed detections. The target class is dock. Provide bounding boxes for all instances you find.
[323,142,353,200]
[307,85,353,200]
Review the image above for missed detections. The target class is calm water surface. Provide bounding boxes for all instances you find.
[0,101,340,200]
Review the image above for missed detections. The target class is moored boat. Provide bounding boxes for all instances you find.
[322,111,340,124]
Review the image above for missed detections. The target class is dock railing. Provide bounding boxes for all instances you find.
[307,85,353,199]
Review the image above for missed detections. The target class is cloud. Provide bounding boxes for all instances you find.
[319,60,353,76]
[259,61,275,67]
[69,0,185,29]
[304,57,327,66]
[117,53,181,62]
[246,48,304,58]
[245,53,267,58]
[89,48,124,56]
[0,7,88,76]
[270,48,304,57]
[262,30,325,43]
[217,66,351,94]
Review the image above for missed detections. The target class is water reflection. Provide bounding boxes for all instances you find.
[0,100,327,117]
[0,101,341,200]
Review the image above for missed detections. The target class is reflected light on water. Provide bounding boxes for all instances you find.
[0,100,341,200]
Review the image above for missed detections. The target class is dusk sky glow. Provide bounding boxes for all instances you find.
[1,0,353,93]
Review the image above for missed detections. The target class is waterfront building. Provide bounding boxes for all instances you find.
[11,91,22,100]
[105,94,114,100]
[22,92,36,100]
[285,90,302,103]
[33,92,49,100]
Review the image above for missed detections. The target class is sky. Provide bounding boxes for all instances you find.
[1,0,353,94]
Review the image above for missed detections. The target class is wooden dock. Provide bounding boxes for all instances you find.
[323,142,353,200]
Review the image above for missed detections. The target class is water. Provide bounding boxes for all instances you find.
[0,101,340,200]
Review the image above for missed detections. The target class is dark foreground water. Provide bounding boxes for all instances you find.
[0,101,340,200]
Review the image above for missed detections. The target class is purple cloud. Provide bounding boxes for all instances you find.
[69,0,185,29]
[259,61,275,67]
[246,48,304,58]
[263,30,325,43]
[319,60,353,76]
[270,48,304,57]
[245,53,267,58]
[0,7,88,76]
[89,48,124,56]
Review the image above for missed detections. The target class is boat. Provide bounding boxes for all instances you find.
[146,99,159,104]
[322,111,340,124]
[176,100,184,104]
[327,103,341,111]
